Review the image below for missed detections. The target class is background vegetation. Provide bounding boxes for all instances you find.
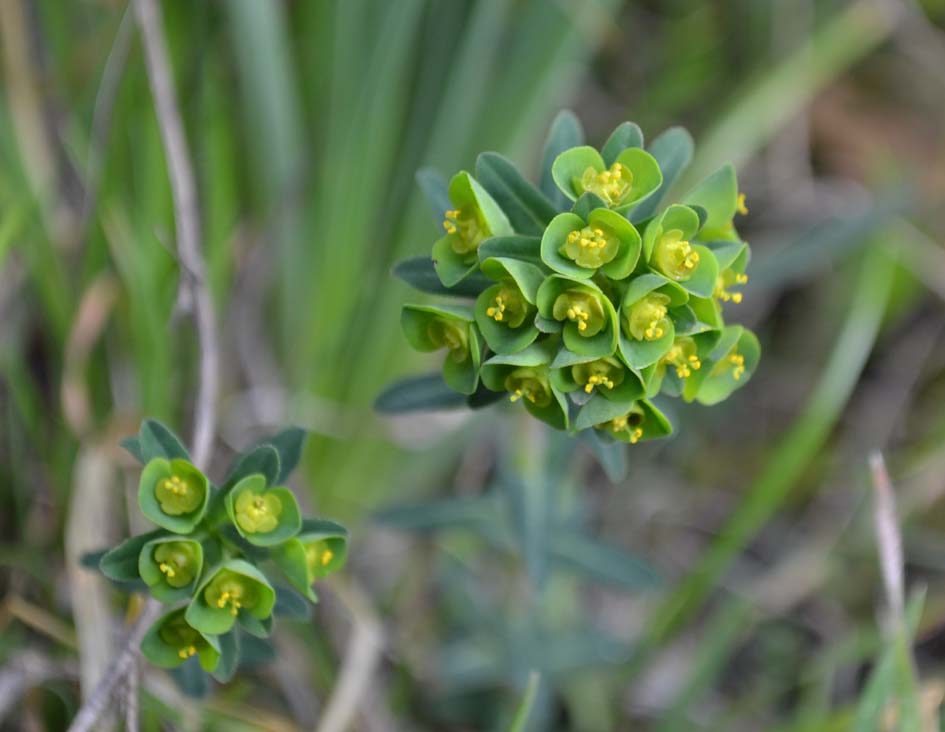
[1,0,944,729]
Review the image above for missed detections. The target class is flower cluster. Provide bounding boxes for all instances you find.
[96,420,346,681]
[395,115,759,444]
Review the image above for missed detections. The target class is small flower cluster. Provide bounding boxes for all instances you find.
[397,115,759,444]
[97,420,346,680]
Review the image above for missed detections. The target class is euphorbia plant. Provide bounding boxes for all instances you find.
[380,111,760,451]
[93,419,347,685]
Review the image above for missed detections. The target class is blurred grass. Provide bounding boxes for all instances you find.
[1,0,945,730]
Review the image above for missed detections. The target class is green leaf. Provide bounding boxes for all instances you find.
[630,126,695,223]
[138,418,190,462]
[210,630,240,683]
[170,659,211,698]
[120,436,145,465]
[685,164,738,234]
[374,495,499,534]
[374,373,468,414]
[601,121,644,166]
[508,671,541,732]
[273,537,318,603]
[416,167,451,225]
[392,256,492,297]
[238,612,273,639]
[478,235,543,267]
[225,445,281,489]
[551,531,661,589]
[570,191,607,220]
[582,430,627,482]
[251,427,306,484]
[540,110,583,209]
[854,590,925,732]
[99,529,165,582]
[432,235,479,287]
[274,585,311,620]
[475,152,557,236]
[574,394,634,432]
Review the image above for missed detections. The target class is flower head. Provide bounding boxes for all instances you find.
[138,458,209,534]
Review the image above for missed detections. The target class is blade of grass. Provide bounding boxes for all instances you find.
[684,0,899,186]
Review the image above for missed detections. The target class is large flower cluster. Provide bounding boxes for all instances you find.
[396,115,759,444]
[95,420,346,680]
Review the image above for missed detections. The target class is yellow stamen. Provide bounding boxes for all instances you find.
[486,294,507,322]
[736,193,748,216]
[729,353,746,381]
[159,562,176,579]
[321,549,334,566]
[177,645,197,660]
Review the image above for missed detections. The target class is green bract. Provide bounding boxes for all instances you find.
[388,113,762,447]
[142,608,220,672]
[186,558,276,636]
[537,276,618,360]
[401,304,482,393]
[139,535,204,602]
[432,171,512,287]
[138,458,209,534]
[551,146,662,213]
[481,340,568,430]
[225,474,302,547]
[540,209,641,280]
[643,204,718,297]
[682,325,761,405]
[275,519,349,602]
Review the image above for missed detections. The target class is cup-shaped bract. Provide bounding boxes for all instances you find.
[138,458,210,534]
[402,304,481,394]
[225,474,301,547]
[643,205,719,298]
[274,519,348,602]
[481,339,569,431]
[552,355,645,403]
[618,274,689,370]
[474,256,544,355]
[186,558,276,636]
[682,325,761,405]
[536,276,618,360]
[141,607,220,672]
[685,163,745,241]
[552,146,662,214]
[432,171,512,287]
[540,209,641,280]
[578,398,673,444]
[138,535,204,603]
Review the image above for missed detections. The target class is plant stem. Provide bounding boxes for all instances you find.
[66,0,219,729]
